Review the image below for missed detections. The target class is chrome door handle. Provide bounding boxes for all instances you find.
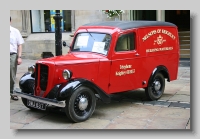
[135,53,140,56]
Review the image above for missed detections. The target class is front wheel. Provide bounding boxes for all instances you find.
[145,73,165,101]
[65,86,96,123]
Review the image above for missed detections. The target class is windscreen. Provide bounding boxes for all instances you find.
[72,33,111,55]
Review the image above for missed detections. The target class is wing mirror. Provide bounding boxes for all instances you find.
[63,41,70,48]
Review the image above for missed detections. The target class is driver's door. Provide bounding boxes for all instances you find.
[108,31,140,93]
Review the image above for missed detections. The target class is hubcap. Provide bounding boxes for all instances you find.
[78,96,88,111]
[154,81,161,91]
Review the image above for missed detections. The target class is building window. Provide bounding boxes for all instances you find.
[131,10,156,21]
[30,10,71,33]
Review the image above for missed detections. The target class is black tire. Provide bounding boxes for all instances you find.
[145,73,165,101]
[21,98,38,110]
[65,86,96,123]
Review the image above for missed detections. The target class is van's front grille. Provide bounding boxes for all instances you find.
[35,64,49,91]
[40,64,48,90]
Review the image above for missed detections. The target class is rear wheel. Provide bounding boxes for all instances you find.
[65,86,96,123]
[145,73,165,100]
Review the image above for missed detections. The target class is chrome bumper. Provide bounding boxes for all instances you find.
[13,88,65,108]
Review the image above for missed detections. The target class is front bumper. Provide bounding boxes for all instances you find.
[13,88,65,108]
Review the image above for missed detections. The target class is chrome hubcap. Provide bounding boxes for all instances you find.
[154,81,161,91]
[78,97,88,111]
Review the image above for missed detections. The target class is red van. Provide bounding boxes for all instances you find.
[14,21,180,122]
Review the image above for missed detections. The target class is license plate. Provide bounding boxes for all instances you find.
[27,99,47,110]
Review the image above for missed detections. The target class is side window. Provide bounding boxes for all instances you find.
[115,33,135,52]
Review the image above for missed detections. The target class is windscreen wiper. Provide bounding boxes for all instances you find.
[86,29,95,41]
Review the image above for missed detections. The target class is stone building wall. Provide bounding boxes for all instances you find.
[74,10,130,29]
[10,10,23,32]
[10,10,131,60]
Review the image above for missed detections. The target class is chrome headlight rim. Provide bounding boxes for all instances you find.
[28,65,35,74]
[63,69,72,80]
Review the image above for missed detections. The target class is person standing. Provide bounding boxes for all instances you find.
[10,16,24,100]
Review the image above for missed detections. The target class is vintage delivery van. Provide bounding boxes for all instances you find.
[14,21,180,122]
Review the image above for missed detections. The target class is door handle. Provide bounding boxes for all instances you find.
[135,53,140,56]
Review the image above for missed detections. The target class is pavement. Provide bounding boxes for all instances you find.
[10,59,190,129]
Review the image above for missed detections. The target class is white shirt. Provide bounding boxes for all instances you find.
[10,25,24,53]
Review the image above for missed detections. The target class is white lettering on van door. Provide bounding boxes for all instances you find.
[161,29,176,40]
[142,29,176,42]
[154,35,166,46]
[142,29,176,53]
[142,30,157,42]
[116,65,135,76]
[146,47,173,53]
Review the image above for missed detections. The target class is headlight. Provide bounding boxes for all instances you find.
[63,69,72,80]
[28,65,35,74]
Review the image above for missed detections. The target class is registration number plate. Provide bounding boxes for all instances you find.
[27,100,47,110]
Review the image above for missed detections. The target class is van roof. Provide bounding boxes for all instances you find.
[83,21,177,30]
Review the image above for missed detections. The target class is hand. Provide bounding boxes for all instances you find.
[17,57,22,65]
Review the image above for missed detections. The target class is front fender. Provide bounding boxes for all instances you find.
[57,78,110,103]
[57,79,82,100]
[19,72,35,94]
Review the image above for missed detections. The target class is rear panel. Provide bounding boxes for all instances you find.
[138,26,179,81]
[139,27,179,55]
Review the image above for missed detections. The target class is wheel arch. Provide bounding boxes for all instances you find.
[57,78,110,103]
[19,72,35,94]
[149,65,170,83]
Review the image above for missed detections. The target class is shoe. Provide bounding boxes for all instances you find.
[11,95,18,101]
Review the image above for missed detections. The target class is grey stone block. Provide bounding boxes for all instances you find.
[143,100,171,107]
[169,102,190,109]
[143,101,156,106]
[154,101,171,107]
[132,100,143,105]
